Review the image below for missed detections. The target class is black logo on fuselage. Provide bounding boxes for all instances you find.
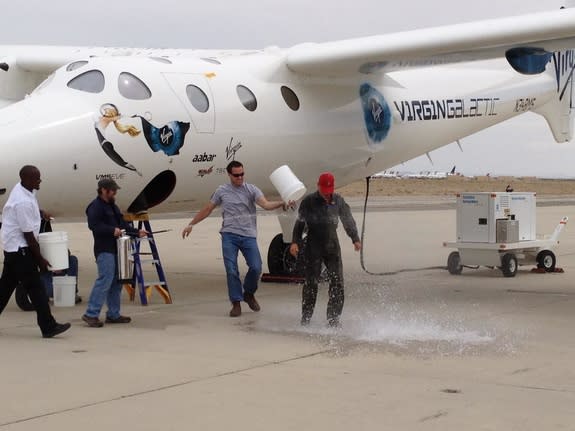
[553,50,575,101]
[192,153,217,162]
[226,137,243,161]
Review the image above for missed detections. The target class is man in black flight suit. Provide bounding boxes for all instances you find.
[290,172,361,328]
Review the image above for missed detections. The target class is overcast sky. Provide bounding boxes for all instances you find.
[1,0,572,177]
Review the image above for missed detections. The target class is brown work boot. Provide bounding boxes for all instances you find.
[229,301,242,317]
[243,293,260,312]
[82,315,104,328]
[105,315,132,324]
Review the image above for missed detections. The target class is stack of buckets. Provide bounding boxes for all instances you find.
[39,231,75,307]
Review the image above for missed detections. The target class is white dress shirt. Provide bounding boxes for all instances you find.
[1,183,41,252]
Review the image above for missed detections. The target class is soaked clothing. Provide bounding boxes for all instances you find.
[292,192,360,323]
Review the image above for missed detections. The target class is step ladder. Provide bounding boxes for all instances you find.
[123,213,172,306]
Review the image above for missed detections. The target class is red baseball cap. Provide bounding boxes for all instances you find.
[318,172,335,195]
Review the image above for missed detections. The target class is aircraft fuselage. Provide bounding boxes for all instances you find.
[0,50,558,216]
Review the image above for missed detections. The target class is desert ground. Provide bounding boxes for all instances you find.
[339,175,575,198]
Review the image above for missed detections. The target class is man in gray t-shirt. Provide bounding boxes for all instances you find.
[182,161,288,317]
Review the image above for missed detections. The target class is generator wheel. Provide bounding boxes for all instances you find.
[536,250,556,272]
[15,284,35,311]
[447,251,463,275]
[501,253,518,278]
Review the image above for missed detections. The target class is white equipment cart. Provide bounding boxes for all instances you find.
[444,192,568,277]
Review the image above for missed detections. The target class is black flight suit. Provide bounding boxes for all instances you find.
[292,191,360,325]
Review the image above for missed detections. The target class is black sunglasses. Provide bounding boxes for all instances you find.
[231,172,245,178]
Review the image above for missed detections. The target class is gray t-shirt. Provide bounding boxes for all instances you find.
[211,183,264,238]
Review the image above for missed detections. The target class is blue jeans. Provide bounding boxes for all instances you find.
[85,253,122,319]
[221,233,262,303]
[41,255,79,298]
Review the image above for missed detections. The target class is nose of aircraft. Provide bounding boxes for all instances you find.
[0,94,96,212]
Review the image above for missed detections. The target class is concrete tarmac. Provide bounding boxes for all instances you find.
[1,204,575,430]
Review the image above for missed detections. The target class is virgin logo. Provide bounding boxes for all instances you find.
[371,99,383,124]
[161,129,174,145]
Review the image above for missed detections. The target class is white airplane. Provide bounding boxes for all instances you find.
[1,6,575,274]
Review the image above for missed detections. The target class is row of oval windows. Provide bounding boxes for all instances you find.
[67,69,301,112]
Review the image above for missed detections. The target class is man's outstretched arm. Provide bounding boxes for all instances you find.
[182,202,217,238]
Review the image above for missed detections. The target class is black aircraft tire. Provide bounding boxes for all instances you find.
[15,284,35,311]
[267,234,305,276]
[267,234,287,275]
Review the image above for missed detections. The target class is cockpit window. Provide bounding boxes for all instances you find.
[66,61,89,72]
[118,72,152,100]
[67,70,105,93]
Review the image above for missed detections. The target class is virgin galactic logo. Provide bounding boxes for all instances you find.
[360,83,391,146]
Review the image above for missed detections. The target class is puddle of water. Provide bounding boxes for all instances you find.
[256,309,495,353]
[251,275,518,356]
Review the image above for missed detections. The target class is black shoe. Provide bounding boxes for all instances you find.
[75,295,82,305]
[82,314,104,328]
[43,322,71,338]
[105,315,132,324]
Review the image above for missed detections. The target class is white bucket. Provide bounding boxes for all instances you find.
[53,276,76,307]
[269,165,307,202]
[39,231,69,271]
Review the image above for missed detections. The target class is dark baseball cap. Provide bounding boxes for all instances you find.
[98,178,121,191]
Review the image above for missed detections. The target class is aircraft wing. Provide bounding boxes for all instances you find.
[286,8,575,76]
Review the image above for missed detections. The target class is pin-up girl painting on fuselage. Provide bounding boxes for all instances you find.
[132,116,190,157]
[95,103,143,175]
[95,104,191,175]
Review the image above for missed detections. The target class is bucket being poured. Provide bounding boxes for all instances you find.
[38,231,69,271]
[53,276,76,307]
[269,165,307,202]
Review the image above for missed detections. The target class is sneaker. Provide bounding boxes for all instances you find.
[82,315,104,328]
[105,315,132,324]
[243,293,260,312]
[229,301,242,317]
[43,322,71,338]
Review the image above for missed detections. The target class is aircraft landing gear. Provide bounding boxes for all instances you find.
[15,284,35,311]
[267,234,304,276]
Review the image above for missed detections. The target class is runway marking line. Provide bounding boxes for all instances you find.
[0,349,334,428]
